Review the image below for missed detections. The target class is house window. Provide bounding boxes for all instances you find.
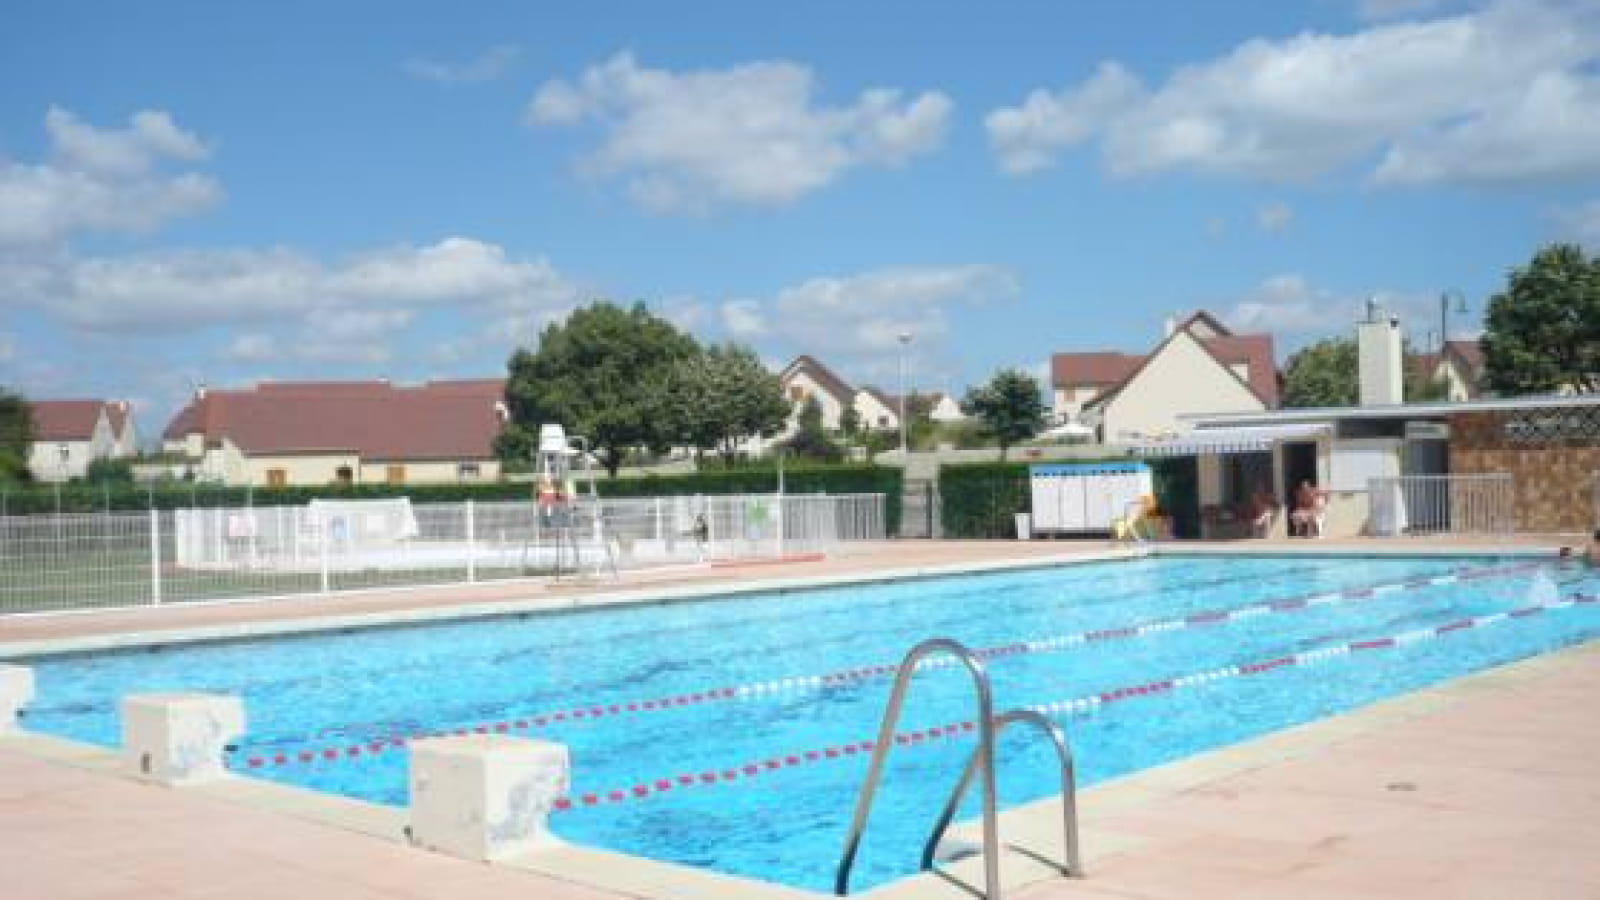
[458,462,481,480]
[266,469,287,488]
[386,465,406,485]
[878,415,889,427]
[58,443,69,462]
[789,385,806,402]
[334,466,354,486]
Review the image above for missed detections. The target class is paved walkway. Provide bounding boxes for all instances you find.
[3,539,1595,899]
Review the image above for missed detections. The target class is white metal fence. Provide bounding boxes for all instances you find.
[1367,474,1515,536]
[0,493,886,616]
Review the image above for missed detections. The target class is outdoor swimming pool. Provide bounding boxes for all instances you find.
[19,554,1600,893]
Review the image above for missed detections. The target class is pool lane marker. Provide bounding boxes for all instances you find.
[231,560,1545,769]
[545,591,1597,811]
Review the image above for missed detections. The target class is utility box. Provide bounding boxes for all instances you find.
[1029,462,1153,535]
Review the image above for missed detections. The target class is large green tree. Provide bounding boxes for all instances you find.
[1481,243,1600,396]
[1281,339,1358,408]
[499,301,699,476]
[961,368,1043,460]
[0,387,31,482]
[665,343,789,465]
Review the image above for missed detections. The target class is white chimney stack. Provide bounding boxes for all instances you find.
[1357,301,1404,406]
[1162,314,1177,337]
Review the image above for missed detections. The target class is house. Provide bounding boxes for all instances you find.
[927,392,966,423]
[853,387,901,431]
[1052,312,1278,442]
[160,379,507,487]
[777,355,857,431]
[27,399,136,482]
[1410,340,1485,401]
[1130,309,1599,538]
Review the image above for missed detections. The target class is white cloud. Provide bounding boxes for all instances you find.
[11,237,583,334]
[720,298,769,338]
[725,264,1017,380]
[1223,274,1464,346]
[985,62,1143,175]
[1554,199,1600,249]
[528,52,952,212]
[1358,0,1455,20]
[987,0,1600,185]
[0,107,220,248]
[1257,202,1293,232]
[404,44,521,84]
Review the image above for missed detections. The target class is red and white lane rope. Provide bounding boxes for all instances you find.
[547,591,1596,812]
[232,560,1544,769]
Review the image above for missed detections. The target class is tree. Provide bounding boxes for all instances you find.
[665,343,790,466]
[961,369,1044,460]
[839,406,862,439]
[781,396,843,462]
[1284,336,1461,407]
[500,301,699,476]
[1481,243,1600,395]
[0,387,31,483]
[1281,338,1358,408]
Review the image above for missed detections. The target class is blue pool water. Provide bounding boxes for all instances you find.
[19,554,1600,892]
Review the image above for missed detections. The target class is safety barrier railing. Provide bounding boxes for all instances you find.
[0,492,886,615]
[1367,474,1515,536]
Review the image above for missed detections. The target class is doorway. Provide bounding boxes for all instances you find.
[1281,441,1318,505]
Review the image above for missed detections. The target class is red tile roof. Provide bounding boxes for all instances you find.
[1050,352,1145,388]
[30,400,107,441]
[1444,339,1483,372]
[1066,312,1279,410]
[162,380,506,461]
[105,401,130,440]
[1202,334,1279,407]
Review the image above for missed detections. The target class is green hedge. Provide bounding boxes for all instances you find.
[0,465,903,530]
[937,458,1198,539]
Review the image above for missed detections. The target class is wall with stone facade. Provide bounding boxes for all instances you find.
[1449,409,1600,533]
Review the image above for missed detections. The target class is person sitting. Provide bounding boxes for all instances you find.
[1248,486,1280,538]
[1290,480,1329,538]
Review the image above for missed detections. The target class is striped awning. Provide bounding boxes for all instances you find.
[1129,423,1330,457]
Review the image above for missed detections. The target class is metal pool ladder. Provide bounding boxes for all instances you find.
[833,637,1084,897]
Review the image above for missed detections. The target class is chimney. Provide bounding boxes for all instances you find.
[1356,301,1403,406]
[1162,314,1177,337]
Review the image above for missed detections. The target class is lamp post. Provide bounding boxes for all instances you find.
[897,332,912,456]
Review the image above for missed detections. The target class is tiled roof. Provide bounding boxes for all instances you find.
[30,400,106,441]
[858,386,899,411]
[162,380,506,461]
[105,402,130,440]
[1075,313,1279,410]
[1051,352,1145,388]
[1445,339,1483,372]
[1202,334,1279,407]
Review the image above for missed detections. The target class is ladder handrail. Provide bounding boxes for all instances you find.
[834,637,1001,897]
[919,708,1083,878]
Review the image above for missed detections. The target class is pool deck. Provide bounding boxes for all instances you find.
[2,537,1595,899]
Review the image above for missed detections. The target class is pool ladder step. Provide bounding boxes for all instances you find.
[834,637,1083,898]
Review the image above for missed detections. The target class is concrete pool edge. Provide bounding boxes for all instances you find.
[3,622,1593,898]
[0,542,1564,661]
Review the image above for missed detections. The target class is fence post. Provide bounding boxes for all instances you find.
[149,508,163,606]
[319,513,331,594]
[466,500,477,584]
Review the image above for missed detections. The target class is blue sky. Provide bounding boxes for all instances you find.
[2,0,1597,434]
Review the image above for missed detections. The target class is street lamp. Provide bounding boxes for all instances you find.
[897,331,913,456]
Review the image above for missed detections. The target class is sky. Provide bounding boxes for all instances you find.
[2,0,1598,436]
